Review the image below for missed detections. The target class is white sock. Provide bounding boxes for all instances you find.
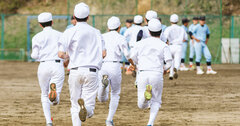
[189,62,193,66]
[197,66,201,70]
[42,102,52,124]
[107,94,120,121]
[147,102,161,125]
[207,66,212,70]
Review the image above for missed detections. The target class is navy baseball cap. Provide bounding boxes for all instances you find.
[192,17,199,20]
[199,16,206,21]
[182,18,190,24]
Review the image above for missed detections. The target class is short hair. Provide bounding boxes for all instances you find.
[75,16,88,22]
[109,27,120,31]
[146,19,150,23]
[158,17,162,22]
[149,30,162,37]
[126,19,133,23]
[40,21,52,27]
[135,23,142,25]
[71,16,75,20]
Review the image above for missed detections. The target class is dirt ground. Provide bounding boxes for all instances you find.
[0,61,240,126]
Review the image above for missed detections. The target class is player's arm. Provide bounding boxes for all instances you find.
[31,36,39,60]
[129,44,139,71]
[190,27,200,42]
[58,33,69,60]
[120,37,134,66]
[205,26,210,44]
[163,46,172,73]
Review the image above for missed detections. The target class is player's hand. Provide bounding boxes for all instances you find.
[64,59,69,68]
[129,65,135,71]
[195,38,200,42]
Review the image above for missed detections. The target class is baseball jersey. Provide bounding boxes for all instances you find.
[164,24,188,45]
[31,27,62,61]
[189,24,197,36]
[124,25,148,48]
[192,24,210,42]
[120,27,127,36]
[58,22,105,70]
[143,25,167,43]
[102,31,130,62]
[130,37,172,73]
[161,24,167,32]
[181,25,189,41]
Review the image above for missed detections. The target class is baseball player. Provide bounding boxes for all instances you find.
[31,12,65,126]
[130,19,172,126]
[119,19,133,75]
[58,3,106,126]
[158,17,167,32]
[66,16,77,29]
[97,16,134,126]
[164,14,188,80]
[124,15,148,49]
[180,18,190,71]
[190,16,217,74]
[188,17,199,70]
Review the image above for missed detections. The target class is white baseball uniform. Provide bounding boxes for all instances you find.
[130,37,172,125]
[143,25,167,42]
[164,24,188,77]
[97,30,130,122]
[124,25,148,49]
[58,22,105,126]
[31,26,65,124]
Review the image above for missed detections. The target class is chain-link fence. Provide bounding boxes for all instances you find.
[1,0,239,63]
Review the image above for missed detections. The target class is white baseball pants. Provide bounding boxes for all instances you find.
[97,62,122,122]
[169,45,182,77]
[68,67,98,126]
[37,61,65,124]
[137,71,163,126]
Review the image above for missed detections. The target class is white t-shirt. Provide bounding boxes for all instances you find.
[58,22,105,70]
[102,31,130,62]
[164,24,188,45]
[130,37,172,73]
[31,27,62,61]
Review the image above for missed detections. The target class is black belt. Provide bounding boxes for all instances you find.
[71,67,97,72]
[120,61,130,65]
[103,61,119,63]
[41,60,61,63]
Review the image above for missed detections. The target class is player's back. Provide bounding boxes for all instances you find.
[63,22,103,69]
[133,37,168,73]
[102,31,126,61]
[32,27,62,61]
[164,24,186,45]
[124,25,147,48]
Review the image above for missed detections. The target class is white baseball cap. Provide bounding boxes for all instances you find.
[148,19,162,32]
[134,15,143,24]
[74,2,89,19]
[145,10,157,20]
[107,16,121,30]
[38,12,52,23]
[170,14,179,23]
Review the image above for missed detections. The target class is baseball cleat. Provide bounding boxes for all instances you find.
[106,120,114,126]
[46,123,53,126]
[189,65,196,71]
[49,83,57,102]
[102,75,109,88]
[169,76,173,80]
[197,69,204,75]
[206,69,217,74]
[144,85,152,100]
[173,68,178,79]
[78,98,87,122]
[179,66,189,71]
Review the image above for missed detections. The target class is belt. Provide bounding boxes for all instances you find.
[103,61,119,63]
[71,67,97,72]
[41,60,61,63]
[169,43,182,45]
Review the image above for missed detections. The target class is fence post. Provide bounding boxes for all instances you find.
[1,14,4,60]
[231,16,234,38]
[27,16,31,61]
[67,0,70,25]
[135,0,138,14]
[92,15,95,27]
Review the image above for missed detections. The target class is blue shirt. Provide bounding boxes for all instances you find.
[161,24,167,32]
[192,24,210,42]
[120,27,127,36]
[181,25,188,42]
[189,24,197,36]
[66,24,74,29]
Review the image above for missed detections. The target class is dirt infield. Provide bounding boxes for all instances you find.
[0,61,240,126]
